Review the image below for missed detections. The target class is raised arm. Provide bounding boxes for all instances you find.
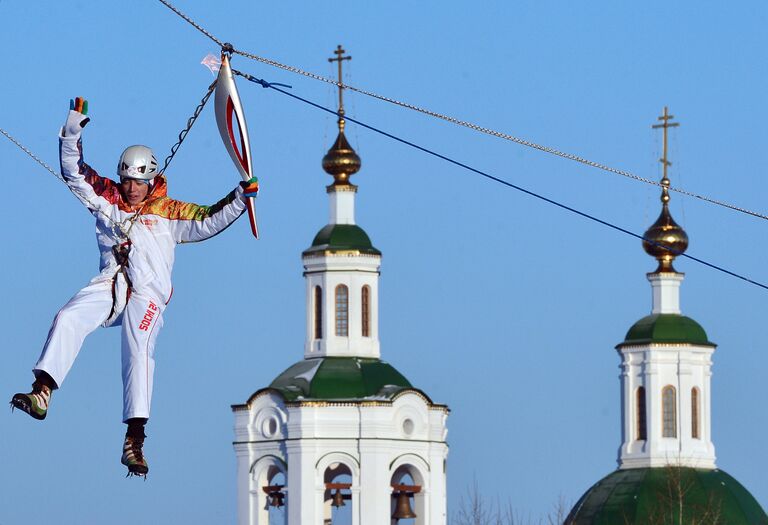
[59,97,122,212]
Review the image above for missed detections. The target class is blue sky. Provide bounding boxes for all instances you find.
[1,1,767,523]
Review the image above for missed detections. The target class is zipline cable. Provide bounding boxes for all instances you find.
[155,0,768,223]
[2,82,765,291]
[156,0,226,48]
[233,70,768,292]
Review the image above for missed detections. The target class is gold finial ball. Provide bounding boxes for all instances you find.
[660,177,671,203]
[642,204,689,272]
[322,129,361,185]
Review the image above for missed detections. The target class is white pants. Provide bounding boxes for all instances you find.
[34,278,164,422]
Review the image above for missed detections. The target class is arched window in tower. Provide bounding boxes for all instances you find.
[391,464,425,525]
[265,469,286,524]
[691,387,700,439]
[250,457,287,525]
[662,385,677,438]
[361,285,371,337]
[324,463,353,525]
[314,286,323,339]
[335,284,349,337]
[636,386,647,441]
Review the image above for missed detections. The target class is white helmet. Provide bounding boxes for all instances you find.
[117,145,158,182]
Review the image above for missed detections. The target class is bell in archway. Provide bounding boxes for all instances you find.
[392,491,417,520]
[331,488,346,508]
[269,491,285,508]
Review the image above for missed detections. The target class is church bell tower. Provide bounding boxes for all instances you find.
[616,107,716,469]
[566,108,768,524]
[232,46,449,525]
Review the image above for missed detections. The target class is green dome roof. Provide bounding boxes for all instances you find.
[567,468,768,525]
[303,224,381,256]
[268,357,412,401]
[618,314,715,347]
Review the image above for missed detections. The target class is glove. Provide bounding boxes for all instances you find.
[62,97,90,137]
[240,176,259,197]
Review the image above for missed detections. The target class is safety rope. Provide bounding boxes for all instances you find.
[160,78,218,174]
[155,0,768,222]
[233,70,768,292]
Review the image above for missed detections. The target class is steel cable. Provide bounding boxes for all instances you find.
[160,78,218,174]
[155,0,768,222]
[234,71,768,292]
[1,127,65,182]
[3,82,765,291]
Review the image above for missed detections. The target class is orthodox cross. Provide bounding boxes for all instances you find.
[652,106,680,188]
[328,45,352,118]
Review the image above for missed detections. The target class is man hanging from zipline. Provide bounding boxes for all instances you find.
[10,97,260,477]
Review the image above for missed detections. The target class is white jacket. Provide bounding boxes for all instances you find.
[60,134,247,304]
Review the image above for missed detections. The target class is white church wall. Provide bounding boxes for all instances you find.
[303,253,381,359]
[235,391,448,524]
[618,343,716,470]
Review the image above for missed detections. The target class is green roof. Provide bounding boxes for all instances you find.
[619,314,714,347]
[567,467,768,525]
[268,357,412,401]
[303,224,381,255]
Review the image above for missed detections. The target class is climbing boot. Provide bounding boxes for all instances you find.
[10,380,51,420]
[121,435,149,477]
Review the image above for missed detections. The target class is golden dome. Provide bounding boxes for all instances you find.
[322,122,361,186]
[644,106,687,273]
[323,45,360,187]
[643,182,688,272]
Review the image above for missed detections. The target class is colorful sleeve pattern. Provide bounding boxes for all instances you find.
[60,136,117,213]
[143,187,247,243]
[81,162,123,205]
